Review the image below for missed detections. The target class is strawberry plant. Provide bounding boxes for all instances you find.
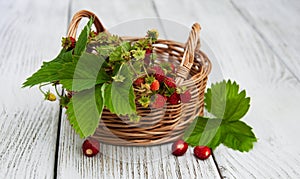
[23,18,191,138]
[23,18,257,155]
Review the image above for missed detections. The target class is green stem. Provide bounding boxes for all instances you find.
[128,61,138,77]
[54,85,63,98]
[38,83,52,95]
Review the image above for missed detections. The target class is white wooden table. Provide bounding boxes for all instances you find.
[1,0,300,178]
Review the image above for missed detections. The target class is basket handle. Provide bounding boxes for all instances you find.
[67,10,106,38]
[175,23,201,84]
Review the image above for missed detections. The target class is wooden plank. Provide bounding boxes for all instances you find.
[0,0,69,178]
[231,0,300,80]
[56,0,221,178]
[58,114,220,178]
[153,0,300,178]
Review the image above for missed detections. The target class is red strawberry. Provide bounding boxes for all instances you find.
[82,138,100,157]
[151,94,166,108]
[170,63,175,73]
[194,146,211,160]
[164,77,176,88]
[172,140,188,156]
[61,37,76,50]
[133,77,145,87]
[180,90,191,103]
[150,79,160,91]
[168,92,180,105]
[150,66,165,82]
[146,44,152,54]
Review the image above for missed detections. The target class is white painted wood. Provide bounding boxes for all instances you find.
[56,0,221,178]
[58,113,220,179]
[153,0,300,178]
[231,0,300,80]
[0,0,69,178]
[2,0,300,178]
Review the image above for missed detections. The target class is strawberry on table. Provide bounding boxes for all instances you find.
[172,140,188,156]
[193,146,211,160]
[82,138,100,157]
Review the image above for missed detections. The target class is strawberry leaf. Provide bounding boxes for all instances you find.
[22,50,72,87]
[109,41,131,61]
[184,117,257,152]
[205,80,250,121]
[66,86,103,138]
[59,52,110,91]
[184,80,257,152]
[102,64,136,116]
[74,18,93,56]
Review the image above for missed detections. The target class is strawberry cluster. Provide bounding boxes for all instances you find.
[134,63,192,109]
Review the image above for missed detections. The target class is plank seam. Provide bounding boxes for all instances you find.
[151,0,224,177]
[53,1,72,178]
[229,0,300,83]
[212,151,224,179]
[151,0,168,39]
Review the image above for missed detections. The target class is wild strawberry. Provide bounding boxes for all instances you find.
[82,138,100,157]
[194,146,211,160]
[145,44,152,54]
[45,91,56,102]
[61,37,76,50]
[149,66,165,82]
[150,94,166,108]
[133,77,145,87]
[168,92,180,105]
[164,77,176,88]
[150,79,160,91]
[172,140,188,156]
[180,90,191,103]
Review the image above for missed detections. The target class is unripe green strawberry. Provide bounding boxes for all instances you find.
[61,37,76,50]
[45,91,56,102]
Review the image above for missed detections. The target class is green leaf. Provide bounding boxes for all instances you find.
[184,117,257,151]
[59,52,110,91]
[222,121,257,152]
[205,80,250,121]
[66,86,104,138]
[96,44,117,57]
[184,80,257,152]
[184,117,223,148]
[101,83,115,113]
[74,18,93,56]
[102,64,136,115]
[109,42,131,61]
[22,50,73,87]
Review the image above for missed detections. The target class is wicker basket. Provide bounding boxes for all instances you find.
[67,10,211,146]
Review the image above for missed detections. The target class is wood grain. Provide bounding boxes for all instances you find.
[56,0,221,178]
[0,0,69,178]
[153,0,300,178]
[231,0,300,80]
